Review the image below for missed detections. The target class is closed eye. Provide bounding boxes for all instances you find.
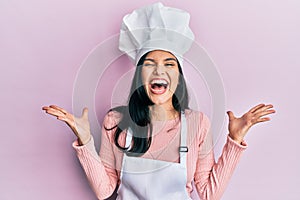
[143,63,156,67]
[165,63,176,67]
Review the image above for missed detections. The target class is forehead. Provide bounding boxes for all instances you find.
[145,50,177,61]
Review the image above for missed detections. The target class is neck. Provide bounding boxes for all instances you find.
[149,104,179,121]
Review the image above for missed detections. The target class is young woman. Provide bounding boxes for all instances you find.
[42,3,275,200]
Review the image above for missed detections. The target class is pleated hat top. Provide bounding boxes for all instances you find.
[119,2,195,67]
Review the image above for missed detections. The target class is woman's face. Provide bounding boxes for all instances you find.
[141,50,180,107]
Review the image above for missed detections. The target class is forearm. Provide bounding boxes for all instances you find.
[194,135,247,200]
[73,137,118,199]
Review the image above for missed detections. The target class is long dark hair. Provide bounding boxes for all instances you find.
[105,51,189,156]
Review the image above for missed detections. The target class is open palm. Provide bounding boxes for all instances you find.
[227,103,275,143]
[42,105,91,145]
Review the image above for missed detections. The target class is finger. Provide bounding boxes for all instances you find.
[49,105,68,114]
[42,106,49,110]
[226,111,235,121]
[44,107,66,118]
[253,104,274,114]
[254,117,271,124]
[43,106,65,116]
[82,107,89,118]
[57,115,67,121]
[254,109,276,118]
[249,103,265,113]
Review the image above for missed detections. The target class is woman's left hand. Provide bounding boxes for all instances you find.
[227,103,276,144]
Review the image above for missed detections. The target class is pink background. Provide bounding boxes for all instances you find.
[1,0,299,199]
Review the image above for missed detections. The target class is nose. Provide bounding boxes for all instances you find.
[153,64,165,75]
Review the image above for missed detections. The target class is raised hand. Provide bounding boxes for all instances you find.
[42,105,91,145]
[226,103,276,144]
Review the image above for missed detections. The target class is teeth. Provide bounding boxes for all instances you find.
[150,79,168,85]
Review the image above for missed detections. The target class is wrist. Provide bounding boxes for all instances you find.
[78,134,91,146]
[228,133,244,144]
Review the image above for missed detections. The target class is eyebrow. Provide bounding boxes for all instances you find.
[144,58,177,62]
[164,58,177,62]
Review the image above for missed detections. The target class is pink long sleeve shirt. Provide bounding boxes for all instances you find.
[73,110,247,200]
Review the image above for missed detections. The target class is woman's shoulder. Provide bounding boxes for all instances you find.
[184,109,211,128]
[102,106,125,130]
[184,109,211,144]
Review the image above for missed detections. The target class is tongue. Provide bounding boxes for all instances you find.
[150,84,167,94]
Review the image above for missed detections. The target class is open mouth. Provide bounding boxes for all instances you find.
[149,79,169,95]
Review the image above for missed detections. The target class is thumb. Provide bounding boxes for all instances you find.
[82,107,89,119]
[227,111,235,121]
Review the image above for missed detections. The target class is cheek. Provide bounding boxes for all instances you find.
[170,72,180,87]
[141,68,150,84]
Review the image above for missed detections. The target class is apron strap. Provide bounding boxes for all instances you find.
[125,128,132,148]
[179,112,188,167]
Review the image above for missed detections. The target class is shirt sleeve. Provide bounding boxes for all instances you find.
[194,113,247,200]
[72,111,120,200]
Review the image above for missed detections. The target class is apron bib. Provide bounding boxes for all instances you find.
[116,114,192,200]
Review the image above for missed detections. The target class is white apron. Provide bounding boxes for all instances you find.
[116,114,192,200]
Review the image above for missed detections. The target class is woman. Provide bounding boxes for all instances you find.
[42,3,275,200]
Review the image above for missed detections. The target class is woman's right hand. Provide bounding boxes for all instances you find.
[42,105,91,145]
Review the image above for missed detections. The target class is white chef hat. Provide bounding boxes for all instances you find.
[119,2,195,67]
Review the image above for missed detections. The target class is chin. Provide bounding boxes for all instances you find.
[148,93,173,107]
